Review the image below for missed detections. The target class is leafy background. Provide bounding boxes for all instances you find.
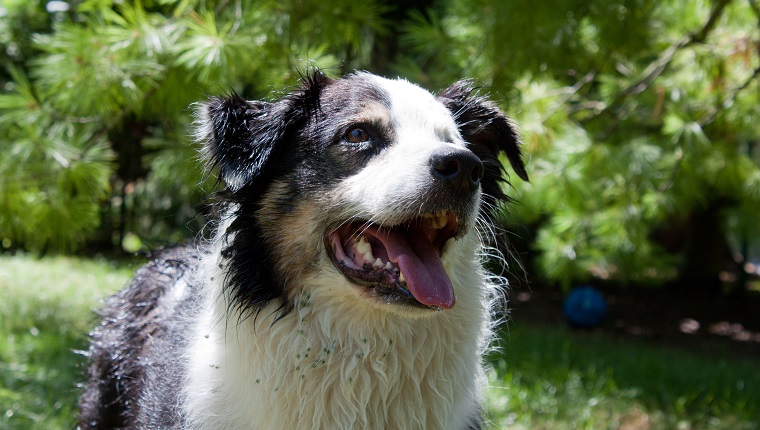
[2,0,759,292]
[1,1,760,428]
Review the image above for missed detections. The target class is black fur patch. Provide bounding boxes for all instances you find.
[437,81,529,211]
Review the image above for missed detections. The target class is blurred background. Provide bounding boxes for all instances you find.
[1,0,759,428]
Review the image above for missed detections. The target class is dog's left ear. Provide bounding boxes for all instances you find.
[438,81,529,202]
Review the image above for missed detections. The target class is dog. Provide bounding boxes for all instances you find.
[78,71,528,429]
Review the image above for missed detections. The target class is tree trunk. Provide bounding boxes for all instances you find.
[110,115,150,251]
[367,0,436,75]
[677,201,733,294]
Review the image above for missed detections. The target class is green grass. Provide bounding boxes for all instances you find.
[0,255,135,429]
[485,324,760,429]
[1,255,759,429]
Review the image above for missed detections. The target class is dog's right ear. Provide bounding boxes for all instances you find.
[196,94,282,192]
[197,72,333,193]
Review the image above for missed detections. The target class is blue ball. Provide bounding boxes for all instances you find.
[563,286,607,328]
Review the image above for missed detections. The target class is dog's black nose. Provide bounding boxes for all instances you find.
[430,148,484,193]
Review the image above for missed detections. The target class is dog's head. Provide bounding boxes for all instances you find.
[197,71,528,317]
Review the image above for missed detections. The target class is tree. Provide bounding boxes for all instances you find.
[0,0,390,252]
[400,0,760,292]
[2,0,759,293]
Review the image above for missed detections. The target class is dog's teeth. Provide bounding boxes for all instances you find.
[373,258,384,269]
[399,272,406,283]
[435,210,449,229]
[384,262,393,270]
[423,211,449,230]
[363,250,375,264]
[355,235,371,255]
[354,235,377,264]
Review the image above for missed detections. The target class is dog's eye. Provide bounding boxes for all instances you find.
[345,126,370,143]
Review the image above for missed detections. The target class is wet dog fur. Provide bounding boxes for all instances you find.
[78,71,528,429]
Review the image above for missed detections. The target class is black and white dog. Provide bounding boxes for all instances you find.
[78,71,528,429]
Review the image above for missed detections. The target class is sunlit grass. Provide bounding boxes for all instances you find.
[1,255,758,429]
[0,255,134,429]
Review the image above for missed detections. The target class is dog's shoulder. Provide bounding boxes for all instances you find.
[78,246,199,429]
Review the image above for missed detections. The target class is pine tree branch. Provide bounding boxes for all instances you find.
[748,0,760,27]
[690,0,732,44]
[229,0,243,36]
[542,71,596,123]
[582,0,733,127]
[700,63,760,125]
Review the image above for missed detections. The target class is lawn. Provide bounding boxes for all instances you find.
[1,255,758,429]
[0,255,135,429]
[485,324,759,429]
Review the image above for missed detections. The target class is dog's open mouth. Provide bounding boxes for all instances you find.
[326,210,460,310]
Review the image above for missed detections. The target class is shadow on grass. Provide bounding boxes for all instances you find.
[486,322,760,429]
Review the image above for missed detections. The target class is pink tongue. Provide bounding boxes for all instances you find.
[381,229,456,309]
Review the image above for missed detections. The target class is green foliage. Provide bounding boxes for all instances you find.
[1,0,759,289]
[402,0,760,287]
[0,64,113,251]
[0,0,386,253]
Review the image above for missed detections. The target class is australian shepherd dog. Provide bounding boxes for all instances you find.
[78,71,528,429]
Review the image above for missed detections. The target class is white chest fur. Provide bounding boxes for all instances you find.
[182,238,494,430]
